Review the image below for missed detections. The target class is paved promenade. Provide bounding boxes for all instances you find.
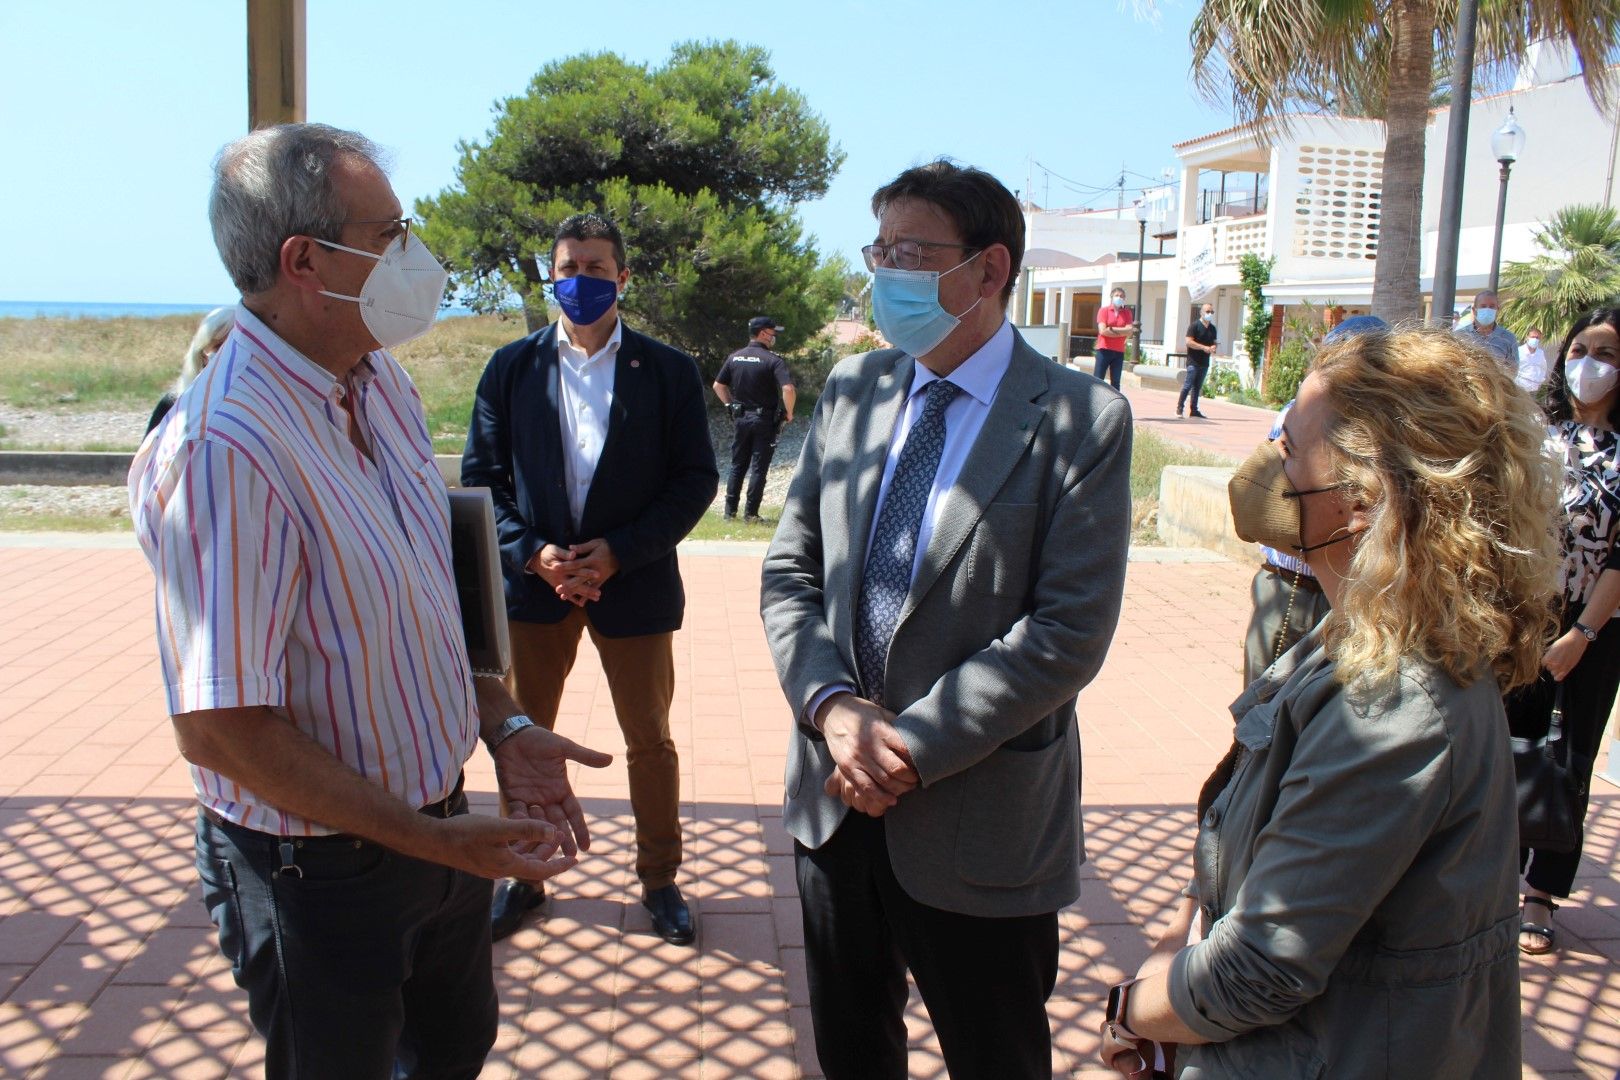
[2,538,1617,1078]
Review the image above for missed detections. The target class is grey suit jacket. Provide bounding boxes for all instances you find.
[760,331,1132,918]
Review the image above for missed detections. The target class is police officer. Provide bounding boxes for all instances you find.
[713,316,796,521]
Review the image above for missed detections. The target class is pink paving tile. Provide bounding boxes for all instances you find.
[22,1056,136,1079]
[6,544,1620,1077]
[0,910,77,964]
[9,945,118,1010]
[56,984,181,1057]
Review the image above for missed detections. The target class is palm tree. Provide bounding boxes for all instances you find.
[1500,204,1620,340]
[1188,0,1620,324]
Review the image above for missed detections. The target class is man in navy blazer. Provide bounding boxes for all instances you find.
[462,213,718,945]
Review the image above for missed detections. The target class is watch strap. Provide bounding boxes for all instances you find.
[1107,979,1144,1042]
[486,714,535,752]
[1574,620,1598,642]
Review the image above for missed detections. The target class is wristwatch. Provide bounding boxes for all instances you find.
[486,714,535,752]
[1106,979,1144,1042]
[1574,621,1598,642]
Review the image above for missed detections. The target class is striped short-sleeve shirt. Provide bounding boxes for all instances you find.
[129,305,478,836]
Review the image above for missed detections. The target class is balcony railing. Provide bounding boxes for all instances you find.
[1179,214,1271,270]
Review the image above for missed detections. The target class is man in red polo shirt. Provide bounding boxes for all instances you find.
[1093,286,1137,389]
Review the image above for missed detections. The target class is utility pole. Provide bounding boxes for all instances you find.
[1430,0,1479,325]
[247,0,306,130]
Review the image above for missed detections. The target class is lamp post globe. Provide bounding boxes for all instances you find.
[1488,108,1524,293]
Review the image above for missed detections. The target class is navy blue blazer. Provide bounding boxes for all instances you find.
[461,321,718,636]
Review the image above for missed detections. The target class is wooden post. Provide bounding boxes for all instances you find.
[247,0,306,130]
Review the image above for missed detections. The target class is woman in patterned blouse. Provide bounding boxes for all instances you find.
[1511,305,1620,956]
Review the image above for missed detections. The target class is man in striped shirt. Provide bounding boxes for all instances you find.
[130,123,611,1080]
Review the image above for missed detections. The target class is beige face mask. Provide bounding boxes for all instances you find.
[1229,442,1302,551]
[1228,441,1351,554]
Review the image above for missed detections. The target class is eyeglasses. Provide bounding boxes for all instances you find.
[861,239,978,272]
[337,217,413,245]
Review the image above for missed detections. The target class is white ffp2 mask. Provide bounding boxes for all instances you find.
[316,232,449,348]
[1565,355,1619,404]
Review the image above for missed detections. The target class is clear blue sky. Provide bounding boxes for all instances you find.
[0,0,1232,305]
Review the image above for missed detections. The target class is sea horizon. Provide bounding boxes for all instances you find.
[0,300,482,320]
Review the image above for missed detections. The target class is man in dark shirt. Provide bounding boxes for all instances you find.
[713,316,797,522]
[1180,302,1218,418]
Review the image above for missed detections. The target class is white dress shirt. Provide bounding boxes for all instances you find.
[556,317,622,529]
[810,320,1014,721]
[1516,341,1548,393]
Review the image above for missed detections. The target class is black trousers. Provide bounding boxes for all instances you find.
[725,412,779,516]
[195,797,497,1079]
[1508,611,1620,898]
[795,812,1059,1080]
[1177,358,1210,412]
[1092,348,1124,390]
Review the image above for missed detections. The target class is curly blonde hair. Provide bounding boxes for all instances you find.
[1312,327,1560,691]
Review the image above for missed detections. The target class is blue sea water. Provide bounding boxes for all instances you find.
[0,300,481,319]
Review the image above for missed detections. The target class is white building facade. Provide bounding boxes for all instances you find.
[1013,58,1620,372]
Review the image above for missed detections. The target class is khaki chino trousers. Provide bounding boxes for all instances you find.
[507,610,681,889]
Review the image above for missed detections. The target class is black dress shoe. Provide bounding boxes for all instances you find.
[1189,409,1208,419]
[642,883,696,946]
[490,879,544,942]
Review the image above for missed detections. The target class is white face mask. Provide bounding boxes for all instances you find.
[1565,355,1619,404]
[316,232,449,348]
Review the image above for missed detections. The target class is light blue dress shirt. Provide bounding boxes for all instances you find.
[809,320,1014,721]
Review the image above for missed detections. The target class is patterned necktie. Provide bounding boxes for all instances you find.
[855,378,961,706]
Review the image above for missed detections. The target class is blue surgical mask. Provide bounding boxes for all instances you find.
[553,274,619,326]
[870,254,983,358]
[1475,307,1497,327]
[1111,296,1125,308]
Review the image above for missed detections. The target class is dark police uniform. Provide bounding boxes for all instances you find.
[1180,315,1218,416]
[715,341,793,518]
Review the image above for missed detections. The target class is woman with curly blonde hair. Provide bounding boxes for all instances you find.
[1097,327,1559,1080]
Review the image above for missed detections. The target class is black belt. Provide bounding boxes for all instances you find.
[1263,562,1323,593]
[202,770,466,835]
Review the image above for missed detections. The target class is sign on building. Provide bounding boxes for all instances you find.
[1186,233,1217,302]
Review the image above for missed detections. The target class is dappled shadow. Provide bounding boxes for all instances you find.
[4,788,1618,1077]
[0,793,803,1079]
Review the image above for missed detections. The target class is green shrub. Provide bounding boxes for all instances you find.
[1264,303,1327,406]
[1266,339,1309,406]
[1204,366,1240,398]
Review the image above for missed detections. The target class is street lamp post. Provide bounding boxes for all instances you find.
[1488,108,1526,294]
[1132,198,1148,367]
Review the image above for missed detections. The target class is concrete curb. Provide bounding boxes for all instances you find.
[1157,465,1250,562]
[0,451,135,485]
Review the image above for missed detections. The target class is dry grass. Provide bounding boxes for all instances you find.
[0,312,533,452]
[1130,427,1229,544]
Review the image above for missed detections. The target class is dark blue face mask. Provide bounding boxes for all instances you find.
[552,274,618,326]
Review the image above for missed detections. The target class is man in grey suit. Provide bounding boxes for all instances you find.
[760,161,1132,1079]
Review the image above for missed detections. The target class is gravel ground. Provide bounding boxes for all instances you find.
[2,409,811,525]
[0,403,151,450]
[706,413,809,513]
[0,484,131,523]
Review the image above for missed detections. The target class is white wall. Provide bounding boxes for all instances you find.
[1422,78,1620,236]
[1026,210,1170,262]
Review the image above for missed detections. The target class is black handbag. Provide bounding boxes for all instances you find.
[1512,683,1589,854]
